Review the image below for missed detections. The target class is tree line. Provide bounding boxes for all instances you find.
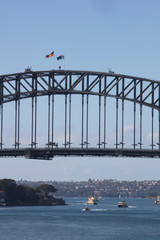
[0,179,57,206]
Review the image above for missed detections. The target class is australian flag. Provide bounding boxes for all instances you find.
[57,54,64,60]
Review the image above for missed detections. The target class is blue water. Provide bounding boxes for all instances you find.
[0,197,160,240]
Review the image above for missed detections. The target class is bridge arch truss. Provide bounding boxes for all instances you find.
[0,70,160,159]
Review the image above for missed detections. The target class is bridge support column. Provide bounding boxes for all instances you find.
[0,104,3,149]
[103,76,107,149]
[86,94,89,149]
[159,110,160,150]
[115,78,119,149]
[139,81,143,150]
[151,84,154,150]
[31,98,33,147]
[47,75,51,147]
[104,95,106,148]
[133,79,137,149]
[15,100,17,149]
[116,98,118,149]
[99,95,101,149]
[35,97,37,148]
[69,74,72,149]
[69,94,71,149]
[51,94,55,148]
[121,99,124,149]
[133,103,136,149]
[140,104,142,150]
[81,94,84,148]
[65,94,67,148]
[152,108,154,150]
[31,96,37,148]
[121,78,124,149]
[86,74,89,149]
[14,100,20,149]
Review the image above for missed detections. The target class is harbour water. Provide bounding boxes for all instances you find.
[0,197,160,240]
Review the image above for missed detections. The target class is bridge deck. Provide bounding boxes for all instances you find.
[0,148,160,160]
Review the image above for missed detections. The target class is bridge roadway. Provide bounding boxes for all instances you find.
[0,148,160,160]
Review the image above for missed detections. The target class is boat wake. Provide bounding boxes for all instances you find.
[91,209,108,211]
[82,208,108,212]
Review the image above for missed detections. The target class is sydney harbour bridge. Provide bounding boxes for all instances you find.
[0,69,160,160]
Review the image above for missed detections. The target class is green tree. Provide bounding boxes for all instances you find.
[0,179,39,206]
[16,185,39,205]
[0,179,17,204]
[35,184,57,198]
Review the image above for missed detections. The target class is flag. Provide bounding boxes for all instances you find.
[45,51,54,58]
[57,54,64,60]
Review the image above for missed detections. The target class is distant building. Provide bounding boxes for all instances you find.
[0,191,6,206]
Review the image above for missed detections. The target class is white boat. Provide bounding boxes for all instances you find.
[118,200,128,208]
[155,196,160,204]
[88,197,98,205]
[82,206,90,211]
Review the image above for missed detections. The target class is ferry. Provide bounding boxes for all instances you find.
[118,200,128,208]
[88,197,98,205]
[154,196,160,204]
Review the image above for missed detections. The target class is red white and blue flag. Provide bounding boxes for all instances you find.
[57,54,64,60]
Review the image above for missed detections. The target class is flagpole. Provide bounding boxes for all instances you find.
[64,54,65,70]
[45,51,54,69]
[53,53,54,70]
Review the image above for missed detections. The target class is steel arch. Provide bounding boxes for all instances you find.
[0,70,160,110]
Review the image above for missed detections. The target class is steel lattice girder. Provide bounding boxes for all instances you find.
[0,70,160,110]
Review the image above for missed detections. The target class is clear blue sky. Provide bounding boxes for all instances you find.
[0,0,160,181]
